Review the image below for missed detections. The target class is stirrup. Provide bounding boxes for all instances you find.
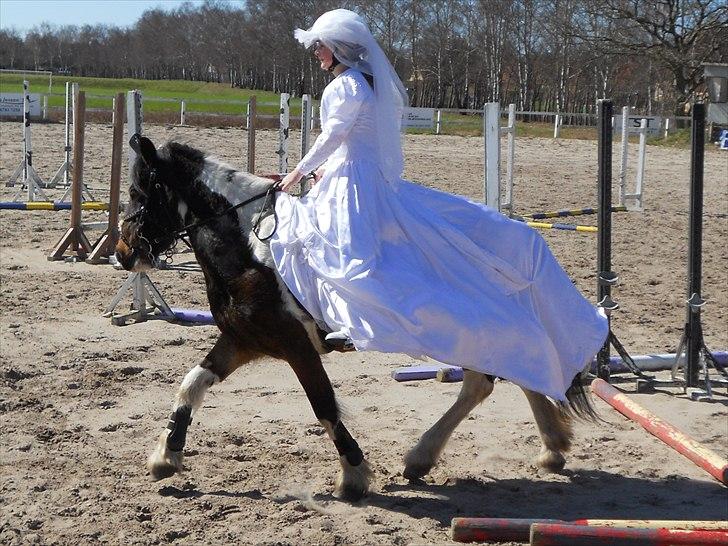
[324,332,356,352]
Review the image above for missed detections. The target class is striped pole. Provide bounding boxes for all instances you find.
[0,201,109,211]
[591,378,728,485]
[530,523,728,546]
[522,206,627,220]
[514,217,598,232]
[451,518,728,543]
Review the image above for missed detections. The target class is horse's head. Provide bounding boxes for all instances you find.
[115,135,185,271]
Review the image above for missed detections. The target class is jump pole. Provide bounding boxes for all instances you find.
[48,90,93,261]
[669,103,727,393]
[591,378,728,485]
[530,523,728,546]
[48,81,73,188]
[451,517,728,543]
[483,102,501,211]
[277,93,290,174]
[7,80,49,202]
[86,92,124,264]
[58,82,95,203]
[246,95,256,173]
[483,102,516,215]
[300,93,312,192]
[391,351,728,382]
[618,106,647,211]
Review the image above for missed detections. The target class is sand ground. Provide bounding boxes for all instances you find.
[1,120,726,545]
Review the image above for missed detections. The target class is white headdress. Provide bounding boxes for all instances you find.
[295,9,409,181]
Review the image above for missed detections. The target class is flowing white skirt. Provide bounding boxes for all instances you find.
[270,157,608,400]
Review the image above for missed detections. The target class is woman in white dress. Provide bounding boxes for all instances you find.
[270,9,608,401]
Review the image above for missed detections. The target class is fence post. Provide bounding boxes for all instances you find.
[180,100,186,126]
[42,95,48,120]
[246,95,256,174]
[663,117,671,139]
[278,93,290,174]
[435,109,442,135]
[483,102,501,211]
[553,114,561,138]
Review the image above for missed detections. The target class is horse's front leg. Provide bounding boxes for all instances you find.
[285,339,371,501]
[147,334,253,480]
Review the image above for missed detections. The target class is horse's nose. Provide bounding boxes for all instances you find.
[114,239,136,271]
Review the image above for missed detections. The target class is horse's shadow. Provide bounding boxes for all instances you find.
[356,470,727,526]
[166,469,727,526]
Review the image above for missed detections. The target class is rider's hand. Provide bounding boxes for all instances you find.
[313,167,325,184]
[279,168,303,193]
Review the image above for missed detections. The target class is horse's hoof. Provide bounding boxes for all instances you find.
[334,458,371,502]
[147,431,183,481]
[537,449,566,472]
[403,447,435,480]
[148,459,180,481]
[402,464,430,481]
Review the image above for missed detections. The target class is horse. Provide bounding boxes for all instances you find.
[115,135,596,501]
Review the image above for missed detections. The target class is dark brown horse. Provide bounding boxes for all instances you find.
[116,135,594,501]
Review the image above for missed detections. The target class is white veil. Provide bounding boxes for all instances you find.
[294,9,409,182]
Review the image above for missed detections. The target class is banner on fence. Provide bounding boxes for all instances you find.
[614,115,662,136]
[0,93,42,117]
[402,107,435,129]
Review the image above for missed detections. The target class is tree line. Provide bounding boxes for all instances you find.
[1,0,726,115]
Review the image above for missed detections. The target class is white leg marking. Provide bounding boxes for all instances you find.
[404,370,494,479]
[176,365,219,414]
[147,365,218,481]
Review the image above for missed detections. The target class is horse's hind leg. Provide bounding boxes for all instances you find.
[147,334,253,480]
[403,370,494,480]
[522,388,573,472]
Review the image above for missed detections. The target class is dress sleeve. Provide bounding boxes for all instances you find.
[296,76,367,175]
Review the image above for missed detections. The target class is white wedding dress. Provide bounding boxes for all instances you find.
[270,68,608,400]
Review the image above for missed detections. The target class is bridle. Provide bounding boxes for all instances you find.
[122,169,283,264]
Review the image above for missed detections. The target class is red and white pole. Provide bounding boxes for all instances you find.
[591,378,728,485]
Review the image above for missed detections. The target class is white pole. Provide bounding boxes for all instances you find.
[663,117,671,139]
[278,93,290,174]
[300,94,311,158]
[483,102,501,211]
[65,83,73,186]
[126,90,143,180]
[180,100,186,126]
[300,94,312,192]
[42,95,48,120]
[23,80,32,200]
[553,114,561,138]
[436,109,442,135]
[504,103,515,216]
[633,118,647,210]
[619,106,629,207]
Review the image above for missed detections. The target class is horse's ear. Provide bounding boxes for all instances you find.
[129,134,158,166]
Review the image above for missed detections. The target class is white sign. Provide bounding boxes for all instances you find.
[614,115,662,137]
[402,107,435,129]
[0,93,42,117]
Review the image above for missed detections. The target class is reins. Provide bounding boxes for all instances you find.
[170,182,281,243]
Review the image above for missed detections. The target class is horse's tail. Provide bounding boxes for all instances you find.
[558,371,600,422]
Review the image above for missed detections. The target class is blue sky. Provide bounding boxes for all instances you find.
[0,0,218,34]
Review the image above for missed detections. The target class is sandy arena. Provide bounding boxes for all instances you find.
[1,119,726,545]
